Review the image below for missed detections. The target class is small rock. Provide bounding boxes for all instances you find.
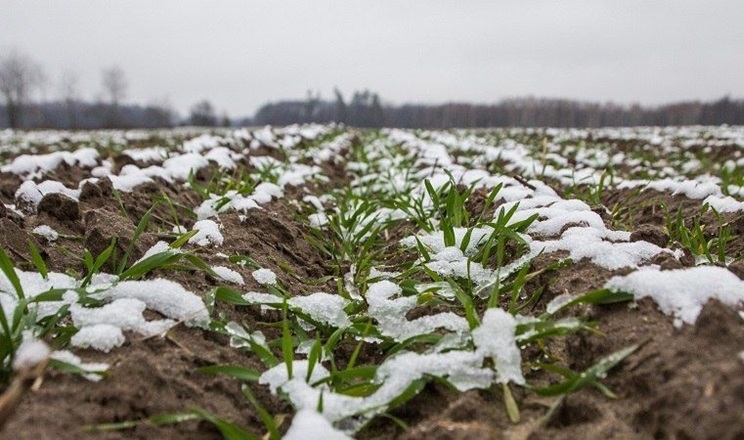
[37,193,80,222]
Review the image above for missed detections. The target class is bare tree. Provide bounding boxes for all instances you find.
[58,70,81,129]
[101,65,127,106]
[189,100,217,126]
[101,65,128,127]
[0,50,45,129]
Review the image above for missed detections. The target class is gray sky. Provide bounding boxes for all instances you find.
[2,1,743,117]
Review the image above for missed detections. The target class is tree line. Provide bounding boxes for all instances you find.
[0,50,230,129]
[254,90,744,128]
[3,49,743,130]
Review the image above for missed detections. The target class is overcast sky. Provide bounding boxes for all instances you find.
[2,1,743,117]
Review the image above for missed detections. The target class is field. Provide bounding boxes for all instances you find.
[0,124,743,439]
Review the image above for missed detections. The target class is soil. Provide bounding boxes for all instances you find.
[1,134,744,440]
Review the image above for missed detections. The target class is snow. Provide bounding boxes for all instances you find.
[704,195,744,213]
[71,298,148,330]
[605,266,744,327]
[189,220,224,246]
[252,268,278,286]
[1,148,99,177]
[105,174,153,192]
[50,350,109,382]
[533,226,664,271]
[282,410,352,440]
[12,339,50,371]
[472,308,525,385]
[134,241,181,265]
[365,280,469,342]
[182,134,221,154]
[71,324,126,352]
[211,266,245,285]
[242,291,284,305]
[308,212,329,227]
[15,180,80,211]
[0,265,209,353]
[166,152,211,180]
[122,146,167,162]
[32,224,59,241]
[7,124,744,435]
[288,292,351,328]
[104,279,210,328]
[425,246,493,285]
[545,293,576,315]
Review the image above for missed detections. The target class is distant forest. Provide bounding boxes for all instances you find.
[2,93,744,130]
[0,100,230,130]
[1,50,743,130]
[254,90,744,129]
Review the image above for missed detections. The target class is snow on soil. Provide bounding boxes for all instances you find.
[605,266,744,327]
[4,125,744,436]
[32,224,59,241]
[12,339,51,371]
[188,219,224,246]
[252,268,278,286]
[283,409,352,440]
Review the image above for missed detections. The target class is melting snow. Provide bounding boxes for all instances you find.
[288,293,351,328]
[252,268,278,286]
[32,224,59,241]
[605,266,744,327]
[189,220,224,247]
[50,350,109,382]
[12,339,50,371]
[283,409,352,440]
[211,266,245,285]
[71,324,126,352]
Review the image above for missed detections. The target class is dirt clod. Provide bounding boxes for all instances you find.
[629,224,668,248]
[37,193,81,221]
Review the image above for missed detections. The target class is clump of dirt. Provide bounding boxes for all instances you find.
[37,193,81,222]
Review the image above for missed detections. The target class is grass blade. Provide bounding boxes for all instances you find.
[0,247,24,300]
[242,386,281,440]
[197,364,262,382]
[27,240,48,280]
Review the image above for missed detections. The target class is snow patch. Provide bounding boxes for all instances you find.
[605,266,744,327]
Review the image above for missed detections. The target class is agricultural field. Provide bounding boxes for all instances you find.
[0,124,743,439]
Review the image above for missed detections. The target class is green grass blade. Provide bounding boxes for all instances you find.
[306,337,322,383]
[170,229,199,249]
[0,247,25,300]
[281,301,294,380]
[117,203,157,274]
[118,250,181,281]
[27,239,48,279]
[241,386,281,440]
[81,238,116,287]
[213,286,252,306]
[188,407,258,440]
[197,364,262,382]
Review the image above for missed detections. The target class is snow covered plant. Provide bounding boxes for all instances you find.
[0,229,214,385]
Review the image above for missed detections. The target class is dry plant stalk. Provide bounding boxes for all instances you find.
[0,356,49,430]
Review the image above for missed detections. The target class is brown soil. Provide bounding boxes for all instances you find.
[1,136,744,440]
